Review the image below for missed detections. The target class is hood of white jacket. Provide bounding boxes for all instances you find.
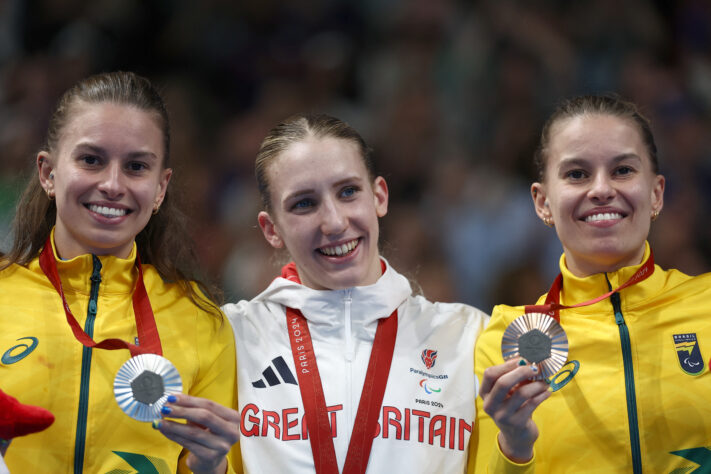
[252,258,412,330]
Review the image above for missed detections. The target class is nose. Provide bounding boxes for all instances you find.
[96,161,125,199]
[587,171,616,202]
[319,198,348,235]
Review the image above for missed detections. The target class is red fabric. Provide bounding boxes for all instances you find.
[0,388,54,439]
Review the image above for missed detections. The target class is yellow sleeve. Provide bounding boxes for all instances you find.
[178,306,243,473]
[468,305,535,474]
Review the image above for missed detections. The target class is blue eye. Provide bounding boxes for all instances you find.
[292,198,314,210]
[340,186,358,198]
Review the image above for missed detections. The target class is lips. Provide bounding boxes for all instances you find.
[85,203,131,218]
[580,207,627,223]
[317,238,359,257]
[584,212,623,223]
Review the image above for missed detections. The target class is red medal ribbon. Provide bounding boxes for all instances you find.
[525,252,656,322]
[38,236,162,357]
[283,263,397,474]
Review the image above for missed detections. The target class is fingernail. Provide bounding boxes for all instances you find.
[167,395,177,403]
[518,359,527,366]
[152,420,161,430]
[161,406,171,415]
[531,365,538,373]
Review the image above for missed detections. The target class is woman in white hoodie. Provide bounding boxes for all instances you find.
[223,114,546,473]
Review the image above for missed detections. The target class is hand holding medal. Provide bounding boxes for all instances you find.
[501,312,569,381]
[38,238,183,423]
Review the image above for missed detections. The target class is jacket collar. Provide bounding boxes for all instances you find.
[254,258,411,328]
[557,241,665,312]
[32,229,140,296]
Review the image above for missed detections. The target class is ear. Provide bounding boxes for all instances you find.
[153,167,173,210]
[373,176,389,218]
[258,211,284,249]
[531,182,552,224]
[651,174,665,215]
[37,152,55,197]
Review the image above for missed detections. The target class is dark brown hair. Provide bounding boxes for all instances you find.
[255,113,375,211]
[5,71,222,313]
[534,94,660,181]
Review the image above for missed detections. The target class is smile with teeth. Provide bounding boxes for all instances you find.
[584,212,623,223]
[86,204,129,218]
[318,239,359,257]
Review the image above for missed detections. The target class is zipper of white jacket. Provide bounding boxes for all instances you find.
[343,289,354,447]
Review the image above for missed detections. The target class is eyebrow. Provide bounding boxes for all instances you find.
[558,153,642,168]
[282,176,364,203]
[74,143,159,160]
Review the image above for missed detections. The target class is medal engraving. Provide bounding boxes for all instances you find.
[517,329,552,363]
[131,371,165,404]
[114,354,182,422]
[501,313,569,380]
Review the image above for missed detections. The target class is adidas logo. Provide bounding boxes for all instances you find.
[252,356,298,388]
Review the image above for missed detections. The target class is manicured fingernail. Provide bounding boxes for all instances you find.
[531,365,538,373]
[167,395,177,403]
[161,406,171,415]
[518,359,527,366]
[152,420,161,430]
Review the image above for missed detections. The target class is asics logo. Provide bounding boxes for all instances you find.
[2,337,39,364]
[252,356,298,388]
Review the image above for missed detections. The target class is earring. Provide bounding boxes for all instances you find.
[543,217,554,228]
[49,172,54,180]
[651,210,659,222]
[46,189,55,200]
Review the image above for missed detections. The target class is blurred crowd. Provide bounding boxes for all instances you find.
[1,0,710,310]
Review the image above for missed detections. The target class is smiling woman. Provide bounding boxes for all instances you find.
[0,72,241,474]
[473,95,711,473]
[223,113,543,473]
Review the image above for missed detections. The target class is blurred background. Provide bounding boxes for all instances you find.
[1,0,710,310]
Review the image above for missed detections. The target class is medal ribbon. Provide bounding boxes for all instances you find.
[283,263,397,474]
[525,252,655,322]
[38,236,162,357]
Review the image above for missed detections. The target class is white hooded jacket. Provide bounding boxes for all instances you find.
[223,260,488,473]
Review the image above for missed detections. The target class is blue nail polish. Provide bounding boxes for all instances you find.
[531,365,538,373]
[167,395,177,403]
[152,420,161,430]
[518,359,527,366]
[161,406,171,415]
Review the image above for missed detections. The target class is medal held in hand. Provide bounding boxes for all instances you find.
[114,354,182,422]
[39,236,183,423]
[501,312,569,381]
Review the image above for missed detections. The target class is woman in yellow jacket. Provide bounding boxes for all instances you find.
[473,95,711,473]
[0,72,240,473]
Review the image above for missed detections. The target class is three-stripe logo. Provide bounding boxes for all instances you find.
[252,356,298,388]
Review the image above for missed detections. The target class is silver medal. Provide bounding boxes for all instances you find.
[501,312,569,381]
[114,353,182,422]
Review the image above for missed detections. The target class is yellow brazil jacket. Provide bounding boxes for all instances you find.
[472,243,711,473]
[0,238,241,473]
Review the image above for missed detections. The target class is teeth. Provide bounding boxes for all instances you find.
[585,212,622,222]
[319,239,358,256]
[89,204,127,218]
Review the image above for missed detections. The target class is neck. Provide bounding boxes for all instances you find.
[564,246,646,278]
[53,226,133,260]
